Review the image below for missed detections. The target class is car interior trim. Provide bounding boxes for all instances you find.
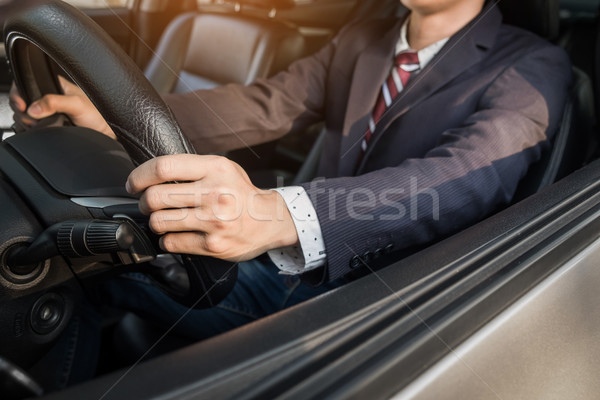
[394,235,600,399]
[69,197,139,208]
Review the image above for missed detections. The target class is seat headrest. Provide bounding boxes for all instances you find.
[229,0,294,10]
[497,0,559,41]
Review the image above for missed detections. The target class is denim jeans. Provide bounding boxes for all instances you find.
[30,256,342,391]
[100,256,342,340]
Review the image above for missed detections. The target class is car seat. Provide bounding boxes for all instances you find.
[144,0,304,95]
[143,0,306,174]
[503,0,597,200]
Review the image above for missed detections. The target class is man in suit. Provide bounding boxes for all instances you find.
[11,0,571,340]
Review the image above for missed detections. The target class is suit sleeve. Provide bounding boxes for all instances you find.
[301,45,572,284]
[161,33,341,154]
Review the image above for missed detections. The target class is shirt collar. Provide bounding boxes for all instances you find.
[395,17,450,69]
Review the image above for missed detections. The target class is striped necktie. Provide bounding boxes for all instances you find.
[359,51,420,158]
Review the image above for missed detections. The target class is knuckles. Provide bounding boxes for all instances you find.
[160,234,179,253]
[202,234,228,256]
[153,157,176,181]
[210,217,228,231]
[41,95,57,111]
[209,155,229,171]
[213,186,237,206]
[148,212,167,234]
[209,155,239,177]
[142,186,164,213]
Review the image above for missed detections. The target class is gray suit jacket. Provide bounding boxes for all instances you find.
[164,4,571,283]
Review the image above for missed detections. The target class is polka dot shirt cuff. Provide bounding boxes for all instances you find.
[267,186,327,275]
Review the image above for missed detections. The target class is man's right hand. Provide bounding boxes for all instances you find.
[9,76,116,139]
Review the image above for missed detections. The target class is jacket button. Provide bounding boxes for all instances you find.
[349,255,362,270]
[384,244,395,253]
[374,248,384,259]
[362,251,374,263]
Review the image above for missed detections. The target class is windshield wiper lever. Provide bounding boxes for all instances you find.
[7,219,153,267]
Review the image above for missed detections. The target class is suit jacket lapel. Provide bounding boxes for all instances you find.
[354,4,503,174]
[337,17,405,177]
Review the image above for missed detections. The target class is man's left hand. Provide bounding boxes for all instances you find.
[126,154,299,261]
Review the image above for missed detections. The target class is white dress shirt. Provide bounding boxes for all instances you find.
[268,18,449,275]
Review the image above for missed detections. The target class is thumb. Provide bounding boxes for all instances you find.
[26,99,49,119]
[27,94,79,119]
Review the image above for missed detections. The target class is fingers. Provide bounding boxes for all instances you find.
[24,76,88,119]
[148,207,218,235]
[9,77,115,138]
[9,84,26,112]
[126,154,223,194]
[10,77,84,120]
[9,83,37,128]
[159,232,207,255]
[148,205,239,235]
[9,76,81,112]
[149,208,199,234]
[26,92,86,120]
[12,109,37,129]
[159,232,230,258]
[138,182,203,214]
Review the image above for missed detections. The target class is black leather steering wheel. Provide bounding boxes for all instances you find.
[5,0,194,163]
[3,0,237,309]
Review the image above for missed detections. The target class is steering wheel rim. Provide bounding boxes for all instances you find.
[3,0,195,164]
